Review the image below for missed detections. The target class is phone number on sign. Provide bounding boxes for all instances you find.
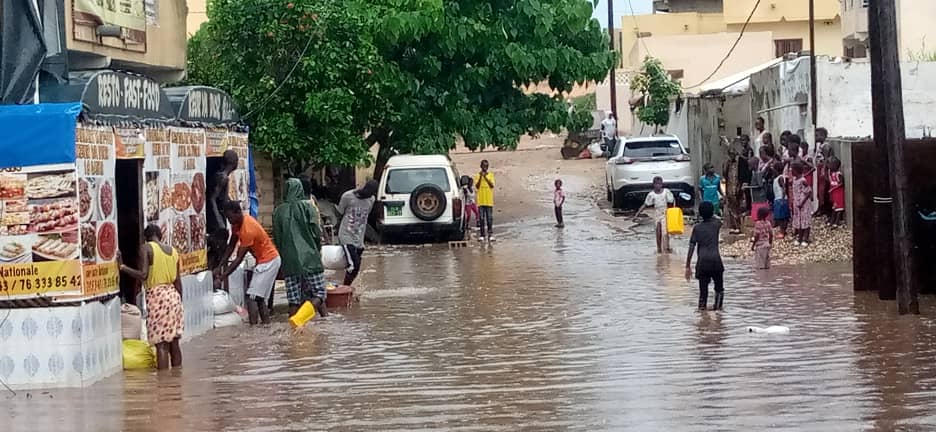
[0,275,82,294]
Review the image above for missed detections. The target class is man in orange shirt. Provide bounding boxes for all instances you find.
[217,201,281,324]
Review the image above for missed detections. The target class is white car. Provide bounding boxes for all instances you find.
[376,155,465,241]
[606,135,694,209]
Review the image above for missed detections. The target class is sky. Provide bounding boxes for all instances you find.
[591,0,653,28]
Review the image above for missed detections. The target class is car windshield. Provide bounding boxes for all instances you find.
[622,140,683,158]
[386,168,451,194]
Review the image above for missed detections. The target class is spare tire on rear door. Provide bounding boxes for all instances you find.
[410,183,447,221]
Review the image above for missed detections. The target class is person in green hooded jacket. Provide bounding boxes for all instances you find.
[273,178,328,317]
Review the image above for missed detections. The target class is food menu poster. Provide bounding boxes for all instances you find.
[226,132,250,213]
[75,126,120,298]
[0,163,84,299]
[143,128,207,276]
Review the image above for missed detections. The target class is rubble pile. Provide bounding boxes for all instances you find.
[721,223,853,265]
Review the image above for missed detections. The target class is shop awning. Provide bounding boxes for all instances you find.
[39,70,175,121]
[0,102,81,169]
[164,86,240,124]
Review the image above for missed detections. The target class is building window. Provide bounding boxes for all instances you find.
[775,39,804,57]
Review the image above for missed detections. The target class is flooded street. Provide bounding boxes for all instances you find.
[8,148,936,431]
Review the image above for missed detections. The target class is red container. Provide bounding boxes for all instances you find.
[325,285,354,309]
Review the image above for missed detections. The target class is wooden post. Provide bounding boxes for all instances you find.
[868,0,918,314]
[866,0,895,300]
[607,0,618,118]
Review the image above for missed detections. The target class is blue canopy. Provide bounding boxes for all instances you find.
[0,102,81,169]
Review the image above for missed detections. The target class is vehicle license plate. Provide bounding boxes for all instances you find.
[387,205,403,217]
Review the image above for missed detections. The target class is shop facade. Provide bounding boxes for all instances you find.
[0,71,251,389]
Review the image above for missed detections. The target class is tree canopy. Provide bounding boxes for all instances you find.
[629,56,681,130]
[188,0,615,175]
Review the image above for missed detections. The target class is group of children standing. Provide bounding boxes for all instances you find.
[698,123,846,271]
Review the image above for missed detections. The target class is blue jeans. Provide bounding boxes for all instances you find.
[479,206,493,237]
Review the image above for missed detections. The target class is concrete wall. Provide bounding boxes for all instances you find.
[67,0,188,77]
[735,18,843,57]
[188,0,208,36]
[632,32,775,91]
[843,0,936,60]
[253,151,278,229]
[596,70,634,136]
[620,12,727,64]
[816,60,936,139]
[723,0,840,24]
[750,56,812,142]
[660,0,724,13]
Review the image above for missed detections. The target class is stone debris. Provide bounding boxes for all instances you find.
[721,222,853,265]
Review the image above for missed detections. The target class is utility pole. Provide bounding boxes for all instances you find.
[868,0,918,314]
[808,0,817,126]
[607,0,618,118]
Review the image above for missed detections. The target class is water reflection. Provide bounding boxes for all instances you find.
[5,213,936,431]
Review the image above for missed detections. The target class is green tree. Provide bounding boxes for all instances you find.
[187,0,388,173]
[365,0,616,176]
[188,0,615,177]
[629,56,681,131]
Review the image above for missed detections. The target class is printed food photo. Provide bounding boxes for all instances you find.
[97,221,117,261]
[80,222,96,263]
[0,238,32,263]
[144,172,160,222]
[78,178,93,221]
[30,199,78,233]
[97,178,115,220]
[33,233,79,261]
[173,182,192,212]
[191,172,205,213]
[172,215,189,252]
[27,172,76,200]
[0,174,26,199]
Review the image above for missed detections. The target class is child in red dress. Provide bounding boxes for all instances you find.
[828,157,845,227]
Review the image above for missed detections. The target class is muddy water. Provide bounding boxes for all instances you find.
[8,203,936,431]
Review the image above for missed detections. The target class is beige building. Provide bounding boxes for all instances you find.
[841,0,936,60]
[621,0,841,90]
[67,0,188,82]
[187,0,209,36]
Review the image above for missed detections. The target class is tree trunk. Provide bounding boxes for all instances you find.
[372,141,394,181]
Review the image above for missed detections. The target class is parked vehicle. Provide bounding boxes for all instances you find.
[376,155,464,242]
[606,135,694,209]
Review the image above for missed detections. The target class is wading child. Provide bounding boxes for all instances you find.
[751,206,773,269]
[698,163,722,216]
[635,176,675,254]
[745,156,770,225]
[553,179,566,228]
[791,162,814,246]
[772,175,790,238]
[460,176,479,233]
[686,201,725,311]
[828,157,845,226]
[474,160,495,242]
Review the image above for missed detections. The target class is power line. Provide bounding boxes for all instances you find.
[241,31,316,121]
[681,0,762,89]
[626,0,653,58]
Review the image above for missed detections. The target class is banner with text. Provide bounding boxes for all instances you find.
[75,126,120,298]
[0,163,83,299]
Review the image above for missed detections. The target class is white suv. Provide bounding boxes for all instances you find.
[606,135,694,209]
[376,155,464,241]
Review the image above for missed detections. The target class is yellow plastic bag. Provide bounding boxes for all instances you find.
[122,339,156,370]
[666,207,685,235]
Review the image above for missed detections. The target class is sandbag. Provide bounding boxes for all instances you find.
[122,339,156,370]
[121,303,142,340]
[212,290,237,315]
[321,245,348,270]
[214,312,244,328]
[588,142,604,158]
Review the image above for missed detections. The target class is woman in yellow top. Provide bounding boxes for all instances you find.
[119,224,184,369]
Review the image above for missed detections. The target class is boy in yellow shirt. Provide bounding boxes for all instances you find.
[474,160,495,242]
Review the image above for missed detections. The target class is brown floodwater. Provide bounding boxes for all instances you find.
[6,198,936,431]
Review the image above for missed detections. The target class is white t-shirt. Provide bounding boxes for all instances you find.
[601,118,617,140]
[754,130,767,154]
[773,176,786,201]
[644,189,675,222]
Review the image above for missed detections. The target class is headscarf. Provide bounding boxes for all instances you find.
[272,178,323,276]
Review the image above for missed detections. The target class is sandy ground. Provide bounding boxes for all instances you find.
[450,134,608,225]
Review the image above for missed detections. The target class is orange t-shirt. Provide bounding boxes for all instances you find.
[237,215,279,264]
